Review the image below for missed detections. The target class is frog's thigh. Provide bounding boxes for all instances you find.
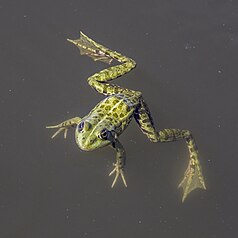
[134,98,159,142]
[88,79,140,97]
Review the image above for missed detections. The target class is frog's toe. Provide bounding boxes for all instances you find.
[46,126,68,139]
[109,163,127,188]
[178,159,206,202]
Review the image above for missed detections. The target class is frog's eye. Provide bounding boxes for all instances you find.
[78,122,84,132]
[99,128,109,140]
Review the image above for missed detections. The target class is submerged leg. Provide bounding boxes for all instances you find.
[159,129,206,202]
[134,97,159,142]
[109,139,127,188]
[46,117,81,139]
[68,32,138,97]
[135,98,206,202]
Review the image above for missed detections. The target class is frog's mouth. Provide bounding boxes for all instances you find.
[78,144,96,152]
[75,136,110,152]
[76,140,95,152]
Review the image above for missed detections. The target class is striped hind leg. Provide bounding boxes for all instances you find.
[134,98,206,202]
[67,32,137,96]
[158,129,206,202]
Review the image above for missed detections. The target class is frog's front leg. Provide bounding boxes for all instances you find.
[109,139,127,188]
[46,117,81,139]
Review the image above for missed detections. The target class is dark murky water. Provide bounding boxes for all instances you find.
[0,0,237,237]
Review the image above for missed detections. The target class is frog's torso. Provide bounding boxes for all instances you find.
[47,32,206,202]
[75,94,139,151]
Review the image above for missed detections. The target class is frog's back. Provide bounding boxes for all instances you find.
[86,95,139,135]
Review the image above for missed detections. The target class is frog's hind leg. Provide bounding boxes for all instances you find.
[134,97,159,142]
[134,98,206,202]
[68,32,137,96]
[159,129,206,202]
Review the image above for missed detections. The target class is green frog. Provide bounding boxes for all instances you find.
[47,32,206,202]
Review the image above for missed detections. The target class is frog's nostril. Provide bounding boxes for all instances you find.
[89,138,96,144]
[84,121,92,131]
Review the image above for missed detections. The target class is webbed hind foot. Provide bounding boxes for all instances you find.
[178,158,206,202]
[67,32,114,64]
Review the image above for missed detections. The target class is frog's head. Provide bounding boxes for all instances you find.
[75,121,113,151]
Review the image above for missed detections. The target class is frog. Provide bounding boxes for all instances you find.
[47,32,206,202]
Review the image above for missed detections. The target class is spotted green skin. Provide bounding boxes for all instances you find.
[47,32,206,202]
[76,95,137,151]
